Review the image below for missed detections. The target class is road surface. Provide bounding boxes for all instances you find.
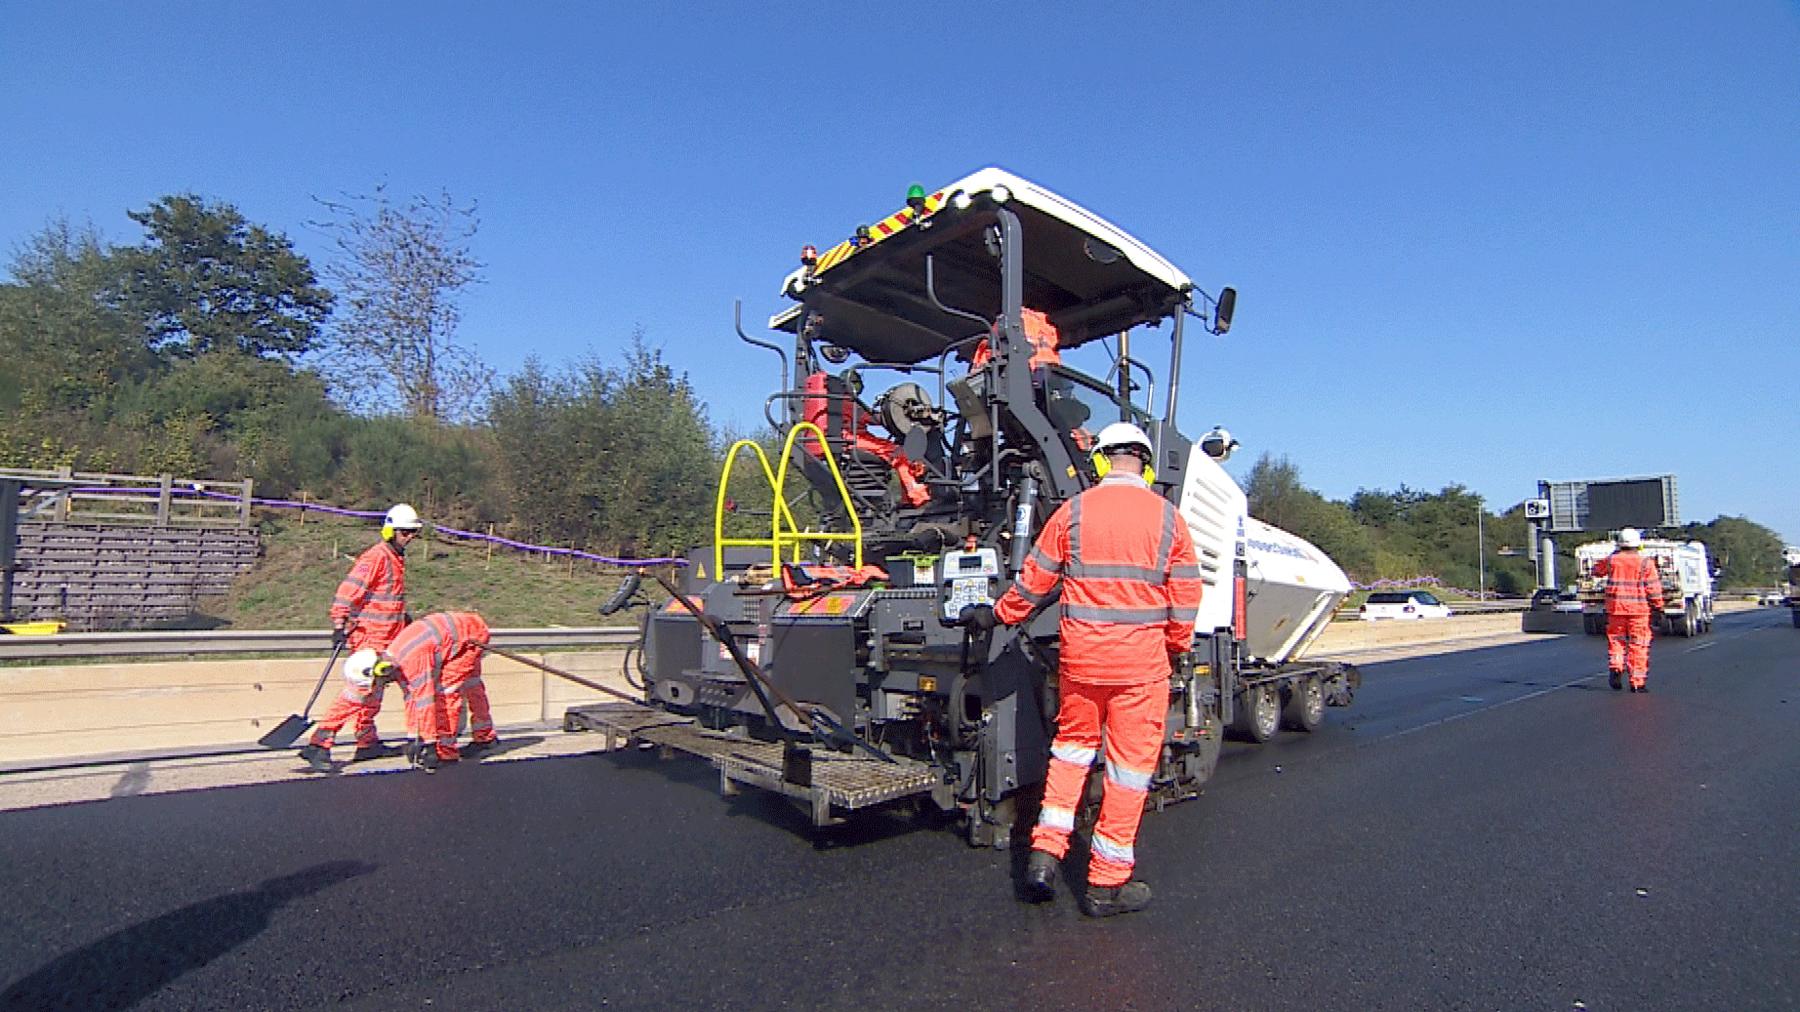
[1,609,1794,1010]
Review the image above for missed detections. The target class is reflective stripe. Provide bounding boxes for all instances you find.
[1090,832,1135,866]
[1012,584,1048,606]
[453,676,484,691]
[1169,563,1203,580]
[339,577,371,592]
[1050,740,1098,766]
[1028,546,1063,575]
[1170,605,1200,624]
[1155,503,1176,572]
[1037,805,1076,832]
[1062,604,1173,624]
[1068,496,1083,565]
[1105,759,1153,792]
[1065,562,1165,584]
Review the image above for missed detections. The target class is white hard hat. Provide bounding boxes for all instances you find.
[1093,421,1153,457]
[343,648,380,688]
[383,503,423,531]
[1617,527,1642,548]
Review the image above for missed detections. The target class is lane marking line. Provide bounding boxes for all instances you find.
[1684,641,1717,653]
[1377,671,1603,743]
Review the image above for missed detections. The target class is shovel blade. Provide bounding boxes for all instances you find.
[258,715,311,749]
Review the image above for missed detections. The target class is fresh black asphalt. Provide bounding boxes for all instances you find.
[1,610,1795,1011]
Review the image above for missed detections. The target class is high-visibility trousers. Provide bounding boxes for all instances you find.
[441,671,497,745]
[1030,677,1170,888]
[400,669,458,760]
[307,683,384,750]
[1607,614,1654,683]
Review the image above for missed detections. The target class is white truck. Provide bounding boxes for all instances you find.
[1575,537,1715,637]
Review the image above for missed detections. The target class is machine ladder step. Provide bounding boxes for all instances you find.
[563,701,939,826]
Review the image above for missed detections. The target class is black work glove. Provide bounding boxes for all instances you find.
[961,603,998,632]
[331,625,348,650]
[402,612,414,627]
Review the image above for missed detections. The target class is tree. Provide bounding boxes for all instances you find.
[312,187,488,422]
[120,195,332,359]
[0,218,156,413]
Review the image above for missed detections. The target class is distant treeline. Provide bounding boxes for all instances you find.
[1244,455,1785,592]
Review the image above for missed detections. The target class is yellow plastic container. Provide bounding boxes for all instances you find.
[1,621,65,636]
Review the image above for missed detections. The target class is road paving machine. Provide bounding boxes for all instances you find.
[569,168,1358,846]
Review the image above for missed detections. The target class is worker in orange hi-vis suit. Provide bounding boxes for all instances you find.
[800,370,932,507]
[298,504,423,773]
[433,612,500,757]
[975,421,1203,918]
[375,611,493,772]
[1593,527,1665,693]
[968,307,1063,371]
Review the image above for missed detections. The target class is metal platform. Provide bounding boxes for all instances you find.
[564,701,939,826]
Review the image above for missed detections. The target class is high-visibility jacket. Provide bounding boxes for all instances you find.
[994,472,1203,685]
[970,308,1062,371]
[330,541,407,652]
[389,612,491,685]
[1594,550,1665,617]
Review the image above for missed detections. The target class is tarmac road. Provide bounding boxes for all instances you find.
[0,609,1795,1011]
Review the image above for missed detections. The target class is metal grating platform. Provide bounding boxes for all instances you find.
[564,701,938,825]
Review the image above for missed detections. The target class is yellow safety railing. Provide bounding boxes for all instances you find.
[713,422,863,578]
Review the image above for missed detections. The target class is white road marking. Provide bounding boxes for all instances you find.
[1684,641,1717,653]
[1378,671,1604,743]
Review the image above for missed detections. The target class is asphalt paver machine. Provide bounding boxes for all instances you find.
[569,168,1358,846]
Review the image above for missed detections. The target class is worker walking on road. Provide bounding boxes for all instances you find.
[976,421,1203,917]
[298,504,422,773]
[1594,527,1665,693]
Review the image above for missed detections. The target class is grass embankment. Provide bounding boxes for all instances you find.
[197,514,646,629]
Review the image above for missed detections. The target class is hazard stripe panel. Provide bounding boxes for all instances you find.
[811,191,948,277]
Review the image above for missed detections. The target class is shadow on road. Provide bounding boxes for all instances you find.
[0,859,376,1011]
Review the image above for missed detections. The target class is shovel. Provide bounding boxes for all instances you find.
[258,642,344,749]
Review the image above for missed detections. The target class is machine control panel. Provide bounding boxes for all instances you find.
[938,547,1002,624]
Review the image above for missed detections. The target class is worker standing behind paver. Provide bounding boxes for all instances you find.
[1593,527,1665,693]
[978,421,1203,918]
[297,504,423,773]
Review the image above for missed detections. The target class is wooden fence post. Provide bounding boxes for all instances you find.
[157,475,172,524]
[239,479,252,527]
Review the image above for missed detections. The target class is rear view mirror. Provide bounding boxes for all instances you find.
[1214,287,1236,335]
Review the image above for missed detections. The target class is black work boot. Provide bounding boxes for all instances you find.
[462,739,499,759]
[1081,880,1152,918]
[1022,850,1058,903]
[351,742,402,762]
[1608,670,1623,691]
[298,744,334,774]
[418,748,440,773]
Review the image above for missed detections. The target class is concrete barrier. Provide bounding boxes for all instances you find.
[1,600,1761,769]
[0,649,635,768]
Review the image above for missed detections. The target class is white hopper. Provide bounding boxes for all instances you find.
[1241,517,1351,663]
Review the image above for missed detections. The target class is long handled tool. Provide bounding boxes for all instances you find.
[258,642,344,748]
[479,643,646,706]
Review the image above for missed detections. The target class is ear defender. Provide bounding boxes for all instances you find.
[381,524,395,540]
[1090,452,1156,485]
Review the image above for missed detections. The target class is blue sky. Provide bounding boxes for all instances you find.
[4,2,1797,543]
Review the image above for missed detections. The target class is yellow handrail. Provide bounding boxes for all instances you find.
[774,422,863,569]
[711,425,864,578]
[713,440,798,578]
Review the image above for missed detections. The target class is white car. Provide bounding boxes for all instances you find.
[1358,590,1454,620]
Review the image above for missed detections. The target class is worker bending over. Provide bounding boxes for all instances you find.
[976,421,1203,917]
[299,504,422,772]
[1594,527,1664,692]
[339,611,495,772]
